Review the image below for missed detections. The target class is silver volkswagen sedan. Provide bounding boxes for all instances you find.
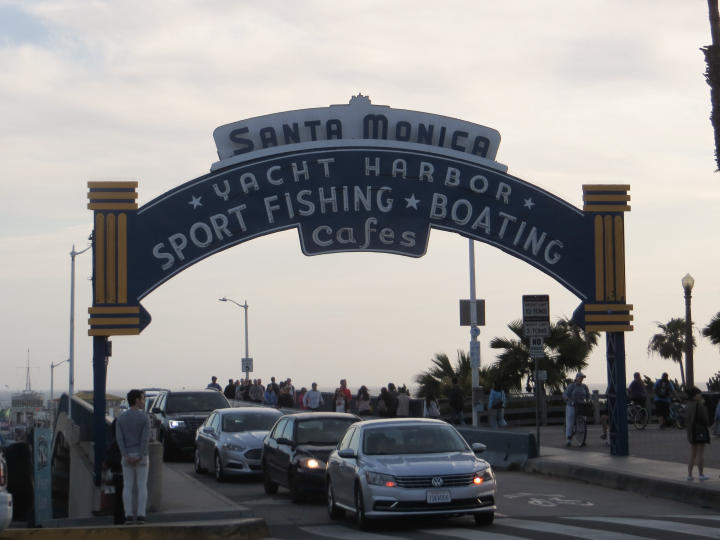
[325,418,496,529]
[194,406,282,481]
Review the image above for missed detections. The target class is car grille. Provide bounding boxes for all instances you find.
[373,495,494,512]
[394,473,476,488]
[184,418,204,431]
[244,448,262,460]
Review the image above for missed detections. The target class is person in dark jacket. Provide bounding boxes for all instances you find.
[685,386,711,481]
[105,418,125,524]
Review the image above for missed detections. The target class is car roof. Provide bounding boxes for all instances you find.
[281,412,360,421]
[163,389,224,395]
[355,418,450,429]
[218,407,282,415]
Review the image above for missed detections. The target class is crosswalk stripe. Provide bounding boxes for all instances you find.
[500,518,652,540]
[298,525,411,540]
[664,515,720,521]
[566,517,720,538]
[419,527,526,539]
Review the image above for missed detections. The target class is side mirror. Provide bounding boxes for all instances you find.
[338,448,357,459]
[277,437,296,447]
[152,407,162,414]
[471,442,487,453]
[202,427,214,434]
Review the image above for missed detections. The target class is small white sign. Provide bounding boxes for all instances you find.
[524,321,551,337]
[529,336,545,358]
[241,357,253,373]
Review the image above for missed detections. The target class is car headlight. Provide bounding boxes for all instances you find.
[168,420,186,429]
[222,443,245,452]
[366,471,396,487]
[473,467,495,485]
[298,457,325,470]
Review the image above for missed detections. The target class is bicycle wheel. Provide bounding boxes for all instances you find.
[633,407,649,430]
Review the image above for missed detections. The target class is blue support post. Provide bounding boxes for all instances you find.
[606,332,629,456]
[92,335,108,485]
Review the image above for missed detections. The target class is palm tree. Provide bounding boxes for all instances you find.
[414,350,494,399]
[647,318,696,387]
[489,318,599,393]
[702,311,720,349]
[703,0,720,170]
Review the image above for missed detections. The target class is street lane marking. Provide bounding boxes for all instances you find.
[500,518,652,540]
[419,527,524,539]
[299,525,411,539]
[567,517,720,538]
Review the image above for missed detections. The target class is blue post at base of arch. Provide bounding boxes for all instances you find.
[92,335,108,485]
[606,332,629,456]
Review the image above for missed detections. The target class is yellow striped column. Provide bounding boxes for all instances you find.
[582,185,633,332]
[87,181,140,336]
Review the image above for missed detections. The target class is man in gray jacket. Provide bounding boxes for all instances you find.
[116,389,150,524]
[563,372,590,447]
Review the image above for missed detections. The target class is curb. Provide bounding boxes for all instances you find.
[0,517,268,540]
[524,458,720,511]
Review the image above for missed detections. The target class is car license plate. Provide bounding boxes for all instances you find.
[426,490,451,504]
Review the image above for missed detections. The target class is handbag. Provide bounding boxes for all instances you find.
[693,423,710,444]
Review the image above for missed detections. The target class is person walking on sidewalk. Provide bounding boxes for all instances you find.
[303,382,324,411]
[563,372,590,447]
[488,380,508,428]
[116,389,150,525]
[685,386,711,481]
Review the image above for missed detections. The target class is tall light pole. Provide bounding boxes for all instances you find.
[69,243,91,423]
[219,297,250,381]
[468,240,481,427]
[682,273,695,389]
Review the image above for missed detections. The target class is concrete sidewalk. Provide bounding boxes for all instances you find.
[513,423,720,510]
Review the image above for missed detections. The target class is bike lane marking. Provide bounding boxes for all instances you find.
[567,516,720,538]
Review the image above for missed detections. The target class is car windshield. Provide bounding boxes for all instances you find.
[363,425,469,455]
[296,418,355,445]
[222,412,279,432]
[166,393,229,414]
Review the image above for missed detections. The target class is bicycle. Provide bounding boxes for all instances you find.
[668,400,686,429]
[568,401,590,447]
[627,401,649,430]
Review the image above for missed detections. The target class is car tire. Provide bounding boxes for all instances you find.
[194,448,205,474]
[214,452,225,482]
[327,480,345,519]
[289,469,303,503]
[474,511,494,526]
[263,465,278,494]
[354,485,370,530]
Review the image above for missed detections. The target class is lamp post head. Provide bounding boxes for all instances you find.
[681,273,695,292]
[219,297,227,302]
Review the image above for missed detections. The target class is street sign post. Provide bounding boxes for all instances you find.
[459,299,485,326]
[241,357,253,375]
[522,294,550,455]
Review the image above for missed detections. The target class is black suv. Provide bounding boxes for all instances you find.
[262,412,359,502]
[151,390,230,460]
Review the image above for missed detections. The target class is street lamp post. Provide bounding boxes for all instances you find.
[69,244,91,423]
[682,273,695,389]
[219,297,250,381]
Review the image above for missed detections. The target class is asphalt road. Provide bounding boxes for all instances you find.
[167,459,720,539]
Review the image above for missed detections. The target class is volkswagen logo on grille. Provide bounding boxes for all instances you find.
[431,476,444,487]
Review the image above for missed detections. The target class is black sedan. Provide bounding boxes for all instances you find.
[262,412,359,502]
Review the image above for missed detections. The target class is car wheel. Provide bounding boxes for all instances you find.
[263,464,278,494]
[327,480,345,519]
[289,469,303,503]
[214,452,225,482]
[194,448,205,474]
[474,511,494,526]
[354,485,370,530]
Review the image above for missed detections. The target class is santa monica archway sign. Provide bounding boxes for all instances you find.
[85,96,632,473]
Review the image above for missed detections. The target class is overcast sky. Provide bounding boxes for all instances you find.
[2,0,719,396]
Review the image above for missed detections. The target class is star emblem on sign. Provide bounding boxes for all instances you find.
[523,197,535,210]
[405,194,421,210]
[188,195,203,209]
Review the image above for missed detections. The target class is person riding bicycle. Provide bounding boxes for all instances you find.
[627,372,647,407]
[653,372,678,428]
[563,372,590,447]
